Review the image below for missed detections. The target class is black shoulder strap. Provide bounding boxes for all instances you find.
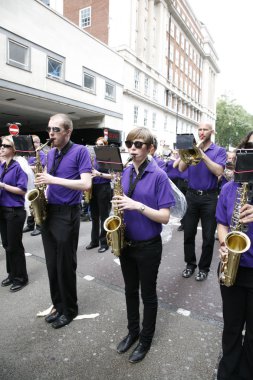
[127,159,149,198]
[49,141,74,175]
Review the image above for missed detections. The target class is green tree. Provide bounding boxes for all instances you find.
[215,96,253,148]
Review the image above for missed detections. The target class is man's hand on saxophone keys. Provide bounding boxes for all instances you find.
[239,203,253,224]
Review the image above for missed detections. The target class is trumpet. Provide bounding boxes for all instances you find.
[179,140,203,166]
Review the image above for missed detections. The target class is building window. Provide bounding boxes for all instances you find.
[144,76,149,96]
[152,113,156,130]
[41,0,50,5]
[134,69,140,91]
[169,42,174,61]
[153,82,157,100]
[105,82,116,100]
[134,106,139,125]
[83,72,95,92]
[47,57,63,79]
[144,109,148,126]
[8,40,29,70]
[80,7,91,28]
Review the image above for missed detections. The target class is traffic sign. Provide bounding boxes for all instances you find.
[8,123,20,136]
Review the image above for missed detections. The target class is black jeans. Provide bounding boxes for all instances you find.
[119,236,162,346]
[217,267,253,380]
[0,206,27,283]
[41,205,80,319]
[183,191,218,272]
[90,182,111,247]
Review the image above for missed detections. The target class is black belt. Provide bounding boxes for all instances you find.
[188,188,217,196]
[0,206,24,210]
[126,235,161,248]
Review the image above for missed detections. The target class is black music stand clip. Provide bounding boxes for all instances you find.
[94,146,123,173]
[12,135,35,156]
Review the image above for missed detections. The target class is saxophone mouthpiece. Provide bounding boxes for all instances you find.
[47,138,55,144]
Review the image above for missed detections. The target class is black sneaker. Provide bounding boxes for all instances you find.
[182,267,195,278]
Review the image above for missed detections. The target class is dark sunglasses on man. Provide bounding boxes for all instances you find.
[125,141,147,149]
[0,144,12,149]
[46,127,62,133]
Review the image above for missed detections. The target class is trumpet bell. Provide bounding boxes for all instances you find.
[179,148,202,166]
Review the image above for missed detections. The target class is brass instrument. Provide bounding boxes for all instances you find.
[179,141,202,166]
[104,172,125,256]
[84,152,94,203]
[219,183,251,287]
[25,139,54,226]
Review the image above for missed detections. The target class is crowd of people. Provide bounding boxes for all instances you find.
[0,116,252,377]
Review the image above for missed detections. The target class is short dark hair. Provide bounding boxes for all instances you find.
[237,130,253,148]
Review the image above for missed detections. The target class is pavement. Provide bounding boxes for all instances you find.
[0,218,223,380]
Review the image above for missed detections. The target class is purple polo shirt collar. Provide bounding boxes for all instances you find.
[122,159,175,241]
[216,181,253,268]
[188,143,226,190]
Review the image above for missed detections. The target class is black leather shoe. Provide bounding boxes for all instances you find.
[51,315,72,329]
[10,281,28,292]
[116,334,139,354]
[31,229,41,236]
[86,243,99,250]
[98,246,109,253]
[1,277,13,287]
[23,225,34,233]
[128,343,150,363]
[45,311,61,324]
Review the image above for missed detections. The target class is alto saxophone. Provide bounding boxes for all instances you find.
[25,139,54,226]
[103,172,125,257]
[219,183,251,286]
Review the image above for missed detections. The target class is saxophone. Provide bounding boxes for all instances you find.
[219,183,251,286]
[25,139,54,226]
[103,172,125,257]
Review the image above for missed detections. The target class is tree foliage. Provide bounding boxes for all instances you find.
[215,96,253,149]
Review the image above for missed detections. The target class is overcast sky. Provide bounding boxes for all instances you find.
[189,0,253,115]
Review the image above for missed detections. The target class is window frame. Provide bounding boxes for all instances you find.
[7,39,30,71]
[83,71,96,93]
[47,56,63,80]
[105,81,116,101]
[79,6,91,29]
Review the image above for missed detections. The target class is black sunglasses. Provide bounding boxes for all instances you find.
[46,126,62,133]
[0,144,12,149]
[125,140,147,149]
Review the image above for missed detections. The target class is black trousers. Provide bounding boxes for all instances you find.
[119,237,162,346]
[0,206,27,284]
[41,205,81,319]
[217,267,253,380]
[183,191,218,272]
[90,182,111,247]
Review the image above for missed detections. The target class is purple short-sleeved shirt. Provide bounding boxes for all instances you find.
[0,160,28,207]
[46,144,92,205]
[216,181,253,268]
[153,155,166,171]
[92,158,111,185]
[28,150,46,168]
[188,143,226,190]
[122,159,175,241]
[166,160,180,180]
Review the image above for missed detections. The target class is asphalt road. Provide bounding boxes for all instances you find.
[0,217,223,380]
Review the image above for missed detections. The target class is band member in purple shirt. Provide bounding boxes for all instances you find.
[86,137,113,253]
[179,122,226,281]
[0,136,28,292]
[149,137,166,171]
[35,114,92,329]
[113,127,175,364]
[23,135,47,236]
[216,131,253,380]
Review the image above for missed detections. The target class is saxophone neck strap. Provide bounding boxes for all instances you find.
[127,158,149,198]
[49,140,74,175]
